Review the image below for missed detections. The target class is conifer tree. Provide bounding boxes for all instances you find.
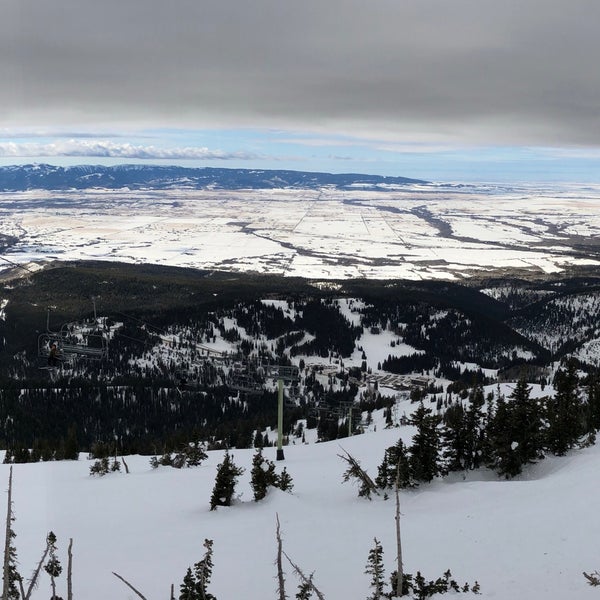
[63,425,79,461]
[546,361,584,455]
[250,449,278,501]
[44,531,63,600]
[179,568,197,600]
[295,580,314,600]
[178,539,217,600]
[375,439,412,490]
[463,385,486,470]
[585,374,600,433]
[209,451,244,510]
[365,538,386,600]
[278,467,294,493]
[441,402,468,473]
[487,377,544,478]
[409,403,442,483]
[183,442,209,468]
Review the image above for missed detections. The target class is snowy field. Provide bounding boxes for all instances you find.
[5,400,600,600]
[1,183,600,280]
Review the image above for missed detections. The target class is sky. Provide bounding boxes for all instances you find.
[2,0,600,183]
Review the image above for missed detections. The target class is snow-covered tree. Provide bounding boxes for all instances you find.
[250,449,278,501]
[209,451,244,510]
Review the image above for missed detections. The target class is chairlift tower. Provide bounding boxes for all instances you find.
[264,365,299,461]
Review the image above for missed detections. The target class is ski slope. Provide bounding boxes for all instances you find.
[4,404,600,600]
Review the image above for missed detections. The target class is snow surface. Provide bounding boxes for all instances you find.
[4,402,600,600]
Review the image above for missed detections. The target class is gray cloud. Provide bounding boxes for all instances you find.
[2,0,600,146]
[0,140,259,160]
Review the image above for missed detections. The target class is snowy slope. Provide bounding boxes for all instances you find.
[4,407,600,600]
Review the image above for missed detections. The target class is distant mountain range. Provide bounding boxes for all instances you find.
[0,164,426,191]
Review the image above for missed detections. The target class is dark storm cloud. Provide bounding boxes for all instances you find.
[2,0,600,146]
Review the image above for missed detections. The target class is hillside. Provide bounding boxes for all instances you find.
[2,265,600,454]
[5,400,600,600]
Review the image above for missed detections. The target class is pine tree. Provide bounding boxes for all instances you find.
[193,539,217,600]
[365,538,386,600]
[209,450,244,510]
[546,361,584,455]
[179,568,197,600]
[44,531,63,600]
[277,467,294,493]
[486,395,516,477]
[63,425,79,461]
[375,438,412,490]
[409,403,442,483]
[184,442,208,467]
[295,580,314,599]
[441,402,468,473]
[250,449,278,501]
[585,374,600,433]
[463,385,486,470]
[178,539,217,600]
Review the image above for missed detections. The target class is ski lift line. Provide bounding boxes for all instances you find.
[112,310,173,336]
[0,255,37,274]
[112,310,223,357]
[113,331,157,347]
[155,334,223,357]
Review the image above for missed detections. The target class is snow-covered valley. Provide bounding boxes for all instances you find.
[1,182,600,281]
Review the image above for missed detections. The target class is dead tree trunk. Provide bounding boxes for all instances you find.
[276,514,287,600]
[395,463,404,597]
[23,543,50,600]
[67,538,73,600]
[112,572,149,600]
[283,551,326,600]
[2,466,13,600]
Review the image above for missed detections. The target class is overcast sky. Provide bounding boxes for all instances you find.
[2,0,600,181]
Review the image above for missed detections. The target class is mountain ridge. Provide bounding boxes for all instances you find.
[0,164,427,191]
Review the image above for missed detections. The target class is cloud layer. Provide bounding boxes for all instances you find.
[2,0,600,147]
[0,140,259,160]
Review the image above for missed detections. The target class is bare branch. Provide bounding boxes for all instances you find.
[18,578,25,600]
[283,551,326,600]
[584,571,600,586]
[23,542,50,600]
[338,447,380,498]
[121,456,130,474]
[112,572,149,600]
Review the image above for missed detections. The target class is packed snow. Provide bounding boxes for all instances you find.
[4,394,600,600]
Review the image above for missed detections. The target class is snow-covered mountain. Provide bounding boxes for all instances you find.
[0,164,425,191]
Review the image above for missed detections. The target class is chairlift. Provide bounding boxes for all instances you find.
[37,302,108,366]
[227,358,265,395]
